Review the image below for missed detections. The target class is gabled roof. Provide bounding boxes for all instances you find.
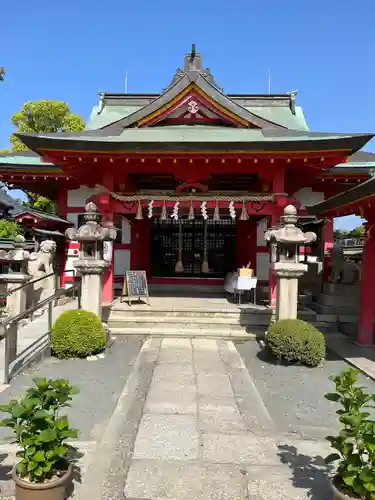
[89,48,303,131]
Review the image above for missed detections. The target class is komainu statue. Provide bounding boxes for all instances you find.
[27,240,57,311]
[329,245,360,285]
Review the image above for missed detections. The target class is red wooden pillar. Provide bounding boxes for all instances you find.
[101,173,115,305]
[131,219,151,277]
[357,222,375,345]
[268,213,278,309]
[236,220,256,270]
[57,189,68,288]
[323,218,334,254]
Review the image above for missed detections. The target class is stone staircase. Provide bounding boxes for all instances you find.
[301,283,360,337]
[107,303,272,339]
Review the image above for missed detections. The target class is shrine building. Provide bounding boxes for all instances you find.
[0,46,374,308]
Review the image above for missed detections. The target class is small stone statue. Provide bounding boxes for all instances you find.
[27,240,57,311]
[329,245,360,285]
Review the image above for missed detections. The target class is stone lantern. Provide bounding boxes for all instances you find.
[265,205,316,320]
[0,235,31,317]
[65,202,117,318]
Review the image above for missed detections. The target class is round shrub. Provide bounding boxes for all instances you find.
[267,319,325,367]
[51,309,106,359]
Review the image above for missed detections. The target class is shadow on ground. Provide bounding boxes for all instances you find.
[278,444,332,500]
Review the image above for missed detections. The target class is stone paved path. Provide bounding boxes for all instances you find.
[77,338,334,500]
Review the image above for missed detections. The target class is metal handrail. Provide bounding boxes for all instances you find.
[2,280,82,384]
[0,269,77,300]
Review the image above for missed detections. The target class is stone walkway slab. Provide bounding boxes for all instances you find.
[123,338,332,500]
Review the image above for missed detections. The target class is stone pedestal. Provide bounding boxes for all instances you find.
[0,273,31,318]
[274,263,307,320]
[75,261,108,318]
[0,235,32,318]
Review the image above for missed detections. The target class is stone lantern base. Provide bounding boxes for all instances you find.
[273,262,307,321]
[75,260,109,318]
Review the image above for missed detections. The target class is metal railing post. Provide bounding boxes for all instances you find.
[4,322,17,384]
[48,301,53,332]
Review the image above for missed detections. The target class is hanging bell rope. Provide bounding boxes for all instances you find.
[135,200,143,220]
[213,202,220,221]
[240,200,249,221]
[160,201,167,221]
[188,201,195,220]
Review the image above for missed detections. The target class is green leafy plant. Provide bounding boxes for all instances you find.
[51,309,106,359]
[325,368,375,499]
[0,219,23,239]
[267,318,325,367]
[0,378,79,483]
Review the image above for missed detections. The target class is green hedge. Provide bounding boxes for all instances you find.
[51,309,106,359]
[267,319,325,367]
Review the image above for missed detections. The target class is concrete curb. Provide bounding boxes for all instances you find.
[74,338,161,500]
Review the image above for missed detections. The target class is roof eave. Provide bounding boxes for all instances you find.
[15,132,374,156]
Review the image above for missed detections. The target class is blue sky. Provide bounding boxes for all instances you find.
[1,0,374,230]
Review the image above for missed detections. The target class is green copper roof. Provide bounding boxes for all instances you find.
[86,103,309,132]
[86,104,142,130]
[244,106,308,131]
[0,151,54,166]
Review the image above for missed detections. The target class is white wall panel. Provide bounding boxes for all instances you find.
[256,218,268,246]
[121,218,131,244]
[67,186,103,208]
[66,213,79,227]
[114,249,130,276]
[256,252,270,281]
[293,187,324,208]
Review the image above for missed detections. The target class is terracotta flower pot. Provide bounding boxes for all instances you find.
[12,460,73,500]
[331,476,356,500]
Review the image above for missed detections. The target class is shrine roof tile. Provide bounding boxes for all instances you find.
[11,206,71,224]
[309,176,375,215]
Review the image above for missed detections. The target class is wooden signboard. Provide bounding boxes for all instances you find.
[121,270,150,305]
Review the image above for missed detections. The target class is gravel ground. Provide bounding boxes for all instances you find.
[235,340,375,437]
[0,336,144,443]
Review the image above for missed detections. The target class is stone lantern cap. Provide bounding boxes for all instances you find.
[65,202,117,242]
[265,205,317,246]
[0,235,31,262]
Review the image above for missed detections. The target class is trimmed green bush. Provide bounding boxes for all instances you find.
[51,309,106,359]
[267,319,325,367]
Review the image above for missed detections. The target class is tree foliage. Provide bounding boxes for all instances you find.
[334,226,365,239]
[7,100,85,213]
[10,100,85,152]
[0,219,22,239]
[23,193,56,214]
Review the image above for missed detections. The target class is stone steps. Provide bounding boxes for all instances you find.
[109,326,260,339]
[108,305,271,339]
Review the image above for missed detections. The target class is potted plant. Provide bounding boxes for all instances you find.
[0,377,79,500]
[325,368,375,499]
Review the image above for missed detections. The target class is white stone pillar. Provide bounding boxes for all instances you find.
[274,264,307,321]
[75,262,108,319]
